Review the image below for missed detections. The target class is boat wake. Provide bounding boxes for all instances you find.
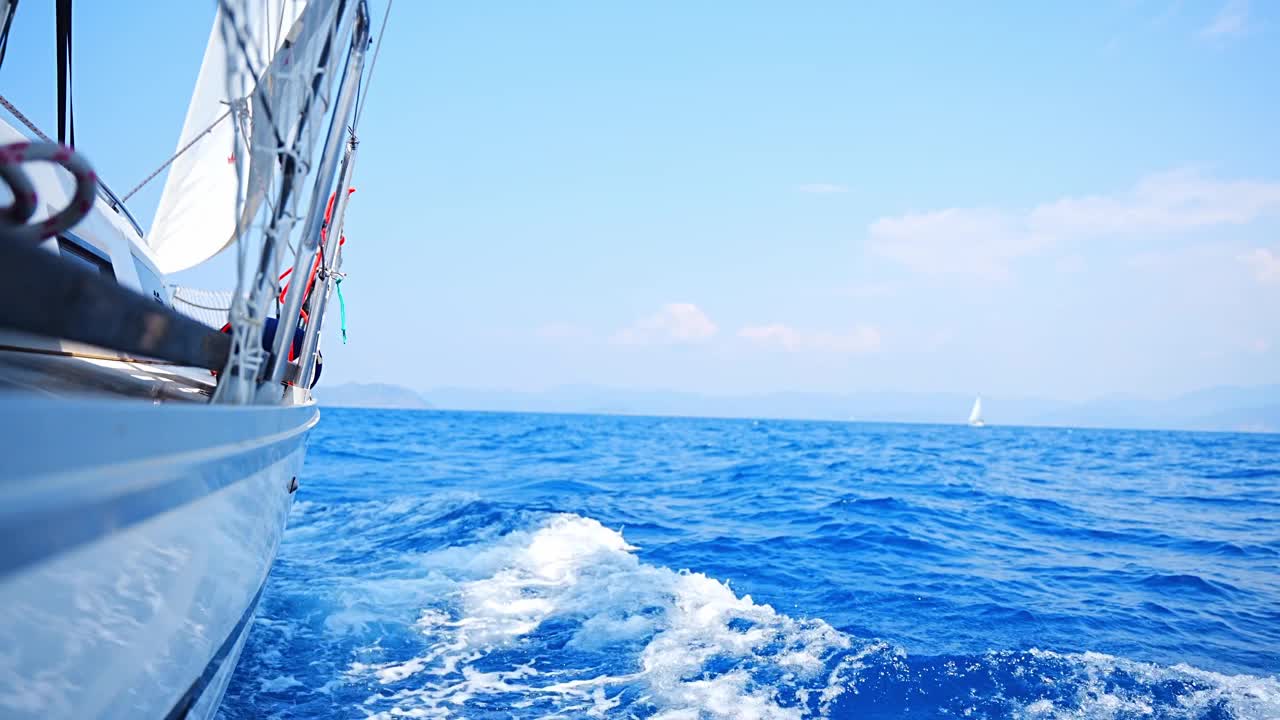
[310,511,1277,719]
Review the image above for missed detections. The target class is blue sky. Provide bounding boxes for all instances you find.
[3,1,1278,401]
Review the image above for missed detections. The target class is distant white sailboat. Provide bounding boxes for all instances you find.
[968,396,986,427]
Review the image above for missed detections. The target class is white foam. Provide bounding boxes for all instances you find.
[339,512,1280,719]
[257,674,303,693]
[1008,649,1280,720]
[347,514,847,718]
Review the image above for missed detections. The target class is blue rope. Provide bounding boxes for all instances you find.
[336,277,348,343]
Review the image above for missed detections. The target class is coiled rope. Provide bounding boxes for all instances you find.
[0,141,96,243]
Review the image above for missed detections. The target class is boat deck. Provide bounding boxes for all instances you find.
[0,345,214,403]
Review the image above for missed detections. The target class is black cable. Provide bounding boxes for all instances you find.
[55,0,74,148]
[0,0,19,71]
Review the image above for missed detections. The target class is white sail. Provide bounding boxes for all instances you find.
[146,1,308,274]
[245,0,347,211]
[968,396,985,426]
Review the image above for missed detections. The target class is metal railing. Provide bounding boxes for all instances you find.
[263,0,371,389]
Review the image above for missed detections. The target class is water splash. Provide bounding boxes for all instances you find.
[218,411,1280,719]
[330,513,1278,719]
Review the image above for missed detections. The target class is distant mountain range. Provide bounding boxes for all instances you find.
[313,382,432,410]
[421,384,1280,433]
[316,382,1280,433]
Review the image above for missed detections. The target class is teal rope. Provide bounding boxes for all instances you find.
[336,277,348,343]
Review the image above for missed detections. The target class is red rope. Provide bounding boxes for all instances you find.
[275,187,355,360]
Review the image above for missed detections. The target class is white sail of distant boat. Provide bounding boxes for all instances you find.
[968,395,986,427]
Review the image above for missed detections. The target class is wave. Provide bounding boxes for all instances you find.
[334,513,1279,719]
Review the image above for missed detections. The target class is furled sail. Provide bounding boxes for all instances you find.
[244,0,347,219]
[146,1,309,274]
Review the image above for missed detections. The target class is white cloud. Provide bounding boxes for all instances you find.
[868,207,1043,277]
[738,323,881,354]
[797,183,849,194]
[614,303,717,345]
[1202,0,1248,37]
[832,282,895,298]
[868,169,1280,276]
[1239,248,1280,284]
[1029,170,1280,235]
[534,322,589,340]
[1055,254,1087,273]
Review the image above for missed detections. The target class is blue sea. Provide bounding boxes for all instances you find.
[218,409,1280,719]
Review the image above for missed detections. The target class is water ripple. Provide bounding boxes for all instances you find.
[219,411,1280,719]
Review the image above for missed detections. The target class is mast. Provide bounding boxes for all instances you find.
[262,1,369,393]
[207,0,370,405]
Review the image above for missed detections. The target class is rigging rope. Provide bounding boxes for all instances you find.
[353,0,392,129]
[171,292,232,312]
[0,93,53,142]
[118,107,233,203]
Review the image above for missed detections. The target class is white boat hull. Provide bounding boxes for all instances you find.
[0,396,319,718]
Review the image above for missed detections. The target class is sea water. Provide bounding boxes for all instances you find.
[218,409,1280,719]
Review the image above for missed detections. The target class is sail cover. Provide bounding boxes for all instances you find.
[146,1,312,274]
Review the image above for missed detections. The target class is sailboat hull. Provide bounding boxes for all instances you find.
[0,396,319,719]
